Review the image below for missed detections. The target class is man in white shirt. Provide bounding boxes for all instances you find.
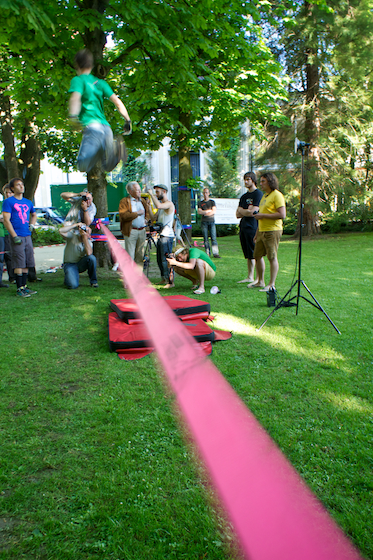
[147,184,175,286]
[119,181,150,264]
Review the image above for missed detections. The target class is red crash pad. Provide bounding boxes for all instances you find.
[110,294,210,323]
[109,312,215,352]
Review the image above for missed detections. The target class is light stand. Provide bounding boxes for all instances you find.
[257,140,341,334]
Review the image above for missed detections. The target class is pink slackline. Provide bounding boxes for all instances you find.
[102,225,362,560]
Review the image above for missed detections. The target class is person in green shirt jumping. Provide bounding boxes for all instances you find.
[68,49,131,173]
[166,246,216,295]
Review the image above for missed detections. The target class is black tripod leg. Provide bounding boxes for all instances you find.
[143,240,151,277]
[256,281,298,331]
[300,281,341,334]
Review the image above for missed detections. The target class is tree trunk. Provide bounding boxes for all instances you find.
[20,120,41,201]
[88,163,111,268]
[178,111,193,241]
[78,0,111,266]
[0,95,41,199]
[296,1,321,237]
[0,90,19,181]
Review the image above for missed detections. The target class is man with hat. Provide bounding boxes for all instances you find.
[147,184,175,286]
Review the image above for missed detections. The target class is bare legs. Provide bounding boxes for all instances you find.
[237,258,256,284]
[247,258,255,283]
[174,259,206,291]
[268,256,279,289]
[248,257,265,288]
[248,256,279,290]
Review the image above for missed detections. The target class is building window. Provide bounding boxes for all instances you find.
[170,152,201,184]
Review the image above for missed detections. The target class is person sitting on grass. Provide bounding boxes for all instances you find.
[59,221,98,289]
[166,246,216,295]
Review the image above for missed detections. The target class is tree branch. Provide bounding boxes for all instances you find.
[109,41,142,68]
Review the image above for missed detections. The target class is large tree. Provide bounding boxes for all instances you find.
[1,0,288,265]
[257,0,373,234]
[0,0,77,198]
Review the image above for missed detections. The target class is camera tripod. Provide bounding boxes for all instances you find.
[257,141,341,334]
[174,212,192,248]
[143,231,158,277]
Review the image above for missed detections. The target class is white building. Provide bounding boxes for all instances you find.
[34,122,253,206]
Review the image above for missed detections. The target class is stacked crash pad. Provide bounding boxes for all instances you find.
[108,294,232,361]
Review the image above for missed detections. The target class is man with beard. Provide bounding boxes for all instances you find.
[236,171,263,285]
[147,184,175,287]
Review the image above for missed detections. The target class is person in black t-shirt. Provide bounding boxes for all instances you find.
[197,188,220,258]
[236,172,263,285]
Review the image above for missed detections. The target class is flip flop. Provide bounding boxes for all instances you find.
[194,288,205,295]
[247,282,265,289]
[259,286,274,292]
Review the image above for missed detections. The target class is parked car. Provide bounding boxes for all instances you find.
[108,212,123,238]
[34,207,65,228]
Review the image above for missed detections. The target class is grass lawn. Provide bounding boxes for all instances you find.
[1,232,372,559]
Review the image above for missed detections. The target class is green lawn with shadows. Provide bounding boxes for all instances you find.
[0,232,372,559]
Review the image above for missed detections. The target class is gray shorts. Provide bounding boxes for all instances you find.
[10,236,35,269]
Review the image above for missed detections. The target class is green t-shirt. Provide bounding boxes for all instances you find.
[68,74,114,127]
[0,201,5,237]
[189,247,216,271]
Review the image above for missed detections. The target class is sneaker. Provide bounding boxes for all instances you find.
[91,283,99,288]
[16,288,30,298]
[23,287,37,295]
[0,282,9,288]
[213,254,221,258]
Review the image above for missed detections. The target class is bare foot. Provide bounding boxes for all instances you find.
[247,281,265,288]
[237,277,254,284]
[164,283,175,289]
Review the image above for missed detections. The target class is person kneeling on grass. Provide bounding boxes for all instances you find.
[166,246,216,295]
[60,222,98,289]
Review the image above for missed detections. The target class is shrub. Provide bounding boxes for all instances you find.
[32,227,63,247]
[216,224,239,237]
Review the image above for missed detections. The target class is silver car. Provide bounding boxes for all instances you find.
[108,211,123,238]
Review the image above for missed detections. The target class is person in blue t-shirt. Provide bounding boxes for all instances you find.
[68,49,131,173]
[2,178,38,298]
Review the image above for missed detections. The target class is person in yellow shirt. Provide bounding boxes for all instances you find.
[247,172,286,292]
